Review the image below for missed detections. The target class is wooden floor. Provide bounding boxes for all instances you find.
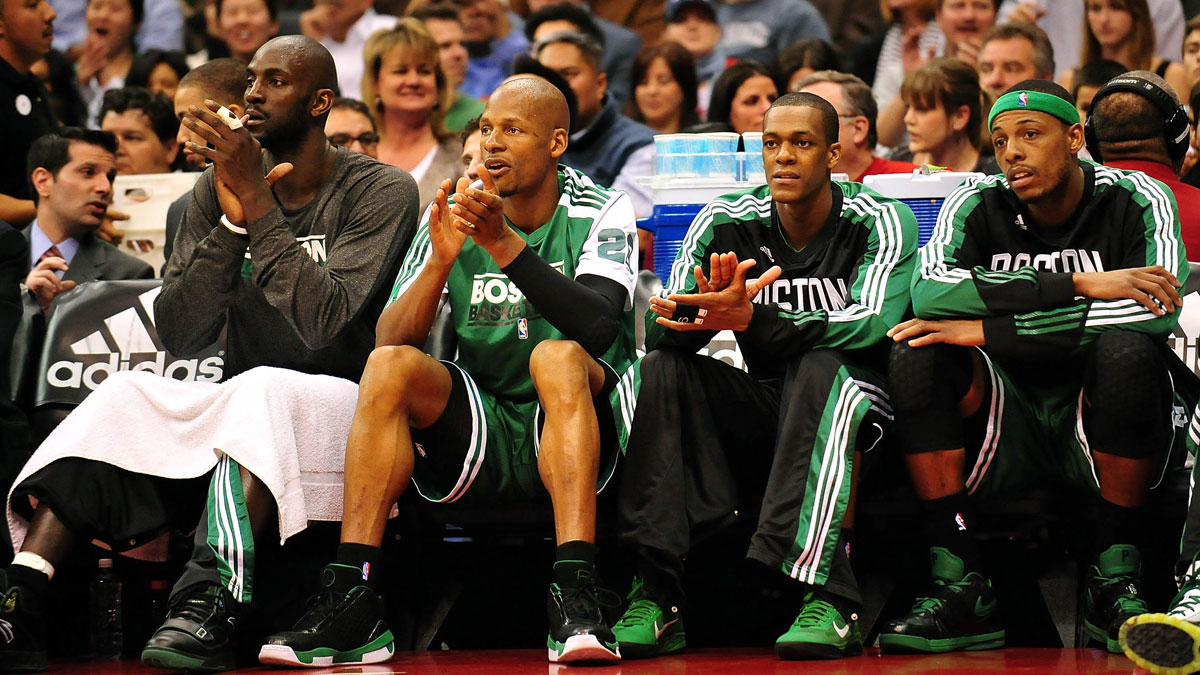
[52,648,1148,674]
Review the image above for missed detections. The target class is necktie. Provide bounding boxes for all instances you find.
[37,245,64,311]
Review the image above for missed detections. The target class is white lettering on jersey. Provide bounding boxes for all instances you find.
[297,235,327,264]
[989,250,1105,273]
[752,277,849,312]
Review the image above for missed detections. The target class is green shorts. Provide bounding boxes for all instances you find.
[965,349,1188,499]
[409,360,626,504]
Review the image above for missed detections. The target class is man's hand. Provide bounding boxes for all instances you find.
[183,101,271,202]
[1007,0,1046,24]
[694,251,742,294]
[24,257,76,309]
[888,318,985,347]
[649,258,782,332]
[951,37,982,66]
[218,163,293,228]
[1073,266,1183,316]
[75,35,107,85]
[901,22,936,74]
[299,4,332,40]
[452,165,524,266]
[95,208,129,245]
[429,177,469,267]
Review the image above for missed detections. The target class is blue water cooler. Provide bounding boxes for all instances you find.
[863,172,983,246]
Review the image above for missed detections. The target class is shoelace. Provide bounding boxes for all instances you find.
[561,582,622,623]
[1173,553,1200,615]
[614,598,659,628]
[1095,574,1147,615]
[168,586,225,624]
[908,577,969,615]
[794,600,838,628]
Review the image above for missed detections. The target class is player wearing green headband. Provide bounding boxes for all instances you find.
[879,79,1188,656]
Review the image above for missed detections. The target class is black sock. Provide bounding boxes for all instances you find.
[554,540,596,589]
[922,491,980,572]
[336,543,382,590]
[1094,498,1143,554]
[811,587,861,622]
[6,564,49,604]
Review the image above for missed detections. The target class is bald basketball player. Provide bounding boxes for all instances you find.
[259,77,640,667]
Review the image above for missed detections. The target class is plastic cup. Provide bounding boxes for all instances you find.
[742,131,763,155]
[654,134,704,177]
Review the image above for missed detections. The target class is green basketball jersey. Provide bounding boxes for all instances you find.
[390,166,639,401]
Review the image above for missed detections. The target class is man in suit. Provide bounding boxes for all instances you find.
[22,127,153,311]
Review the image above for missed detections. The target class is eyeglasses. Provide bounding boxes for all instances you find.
[327,132,380,147]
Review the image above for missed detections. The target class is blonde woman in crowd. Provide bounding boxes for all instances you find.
[362,18,464,212]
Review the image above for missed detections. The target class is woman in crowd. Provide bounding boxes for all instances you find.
[215,0,279,63]
[704,61,778,136]
[125,49,188,102]
[627,41,699,135]
[1062,0,1189,101]
[861,0,940,147]
[777,39,841,93]
[78,0,142,127]
[897,57,1000,174]
[363,18,463,212]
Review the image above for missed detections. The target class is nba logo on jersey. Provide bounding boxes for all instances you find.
[517,318,529,339]
[955,513,968,531]
[362,562,371,581]
[1017,92,1029,106]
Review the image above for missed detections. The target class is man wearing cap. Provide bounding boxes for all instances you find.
[663,0,724,116]
[880,79,1186,655]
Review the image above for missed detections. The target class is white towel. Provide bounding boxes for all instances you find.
[7,366,360,551]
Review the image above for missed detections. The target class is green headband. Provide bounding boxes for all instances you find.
[988,90,1081,128]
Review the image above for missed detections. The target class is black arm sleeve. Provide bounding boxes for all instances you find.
[501,246,627,357]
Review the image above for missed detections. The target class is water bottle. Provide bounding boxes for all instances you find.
[89,558,123,660]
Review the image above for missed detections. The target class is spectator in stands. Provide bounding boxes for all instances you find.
[300,0,397,100]
[1071,58,1127,124]
[866,0,940,148]
[938,0,996,67]
[628,41,699,135]
[976,22,1054,99]
[810,0,885,55]
[535,30,654,216]
[717,0,830,67]
[99,86,179,174]
[261,75,637,667]
[1183,81,1200,188]
[459,114,480,179]
[663,0,723,118]
[705,60,778,135]
[612,92,915,663]
[1185,15,1200,93]
[1086,71,1200,261]
[882,79,1183,657]
[0,0,59,227]
[998,0,1183,81]
[520,0,642,106]
[77,0,141,127]
[411,3,484,132]
[327,96,380,158]
[898,58,999,173]
[876,0,996,150]
[30,49,87,128]
[125,49,188,102]
[163,58,247,272]
[1059,0,1189,105]
[456,0,528,100]
[215,0,279,64]
[776,39,840,94]
[51,0,181,56]
[796,69,919,181]
[21,128,152,316]
[363,19,464,212]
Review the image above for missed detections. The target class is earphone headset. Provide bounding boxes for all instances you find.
[1083,74,1191,163]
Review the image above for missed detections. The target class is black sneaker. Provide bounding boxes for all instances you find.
[258,564,394,668]
[1085,544,1150,654]
[546,576,621,663]
[878,547,1006,654]
[0,567,47,673]
[140,582,238,672]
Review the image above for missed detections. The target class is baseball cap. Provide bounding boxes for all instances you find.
[665,0,718,23]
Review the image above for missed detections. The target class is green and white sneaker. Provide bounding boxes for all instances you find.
[1121,553,1200,674]
[611,577,685,659]
[775,592,863,660]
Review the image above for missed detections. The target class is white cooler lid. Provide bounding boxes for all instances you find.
[863,171,983,199]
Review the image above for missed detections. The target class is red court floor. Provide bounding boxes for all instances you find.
[50,648,1150,674]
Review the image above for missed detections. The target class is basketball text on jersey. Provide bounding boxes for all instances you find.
[753,277,850,312]
[466,262,566,326]
[989,249,1105,274]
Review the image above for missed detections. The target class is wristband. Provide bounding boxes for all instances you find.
[221,214,248,236]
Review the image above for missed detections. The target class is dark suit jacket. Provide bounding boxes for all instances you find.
[22,226,155,284]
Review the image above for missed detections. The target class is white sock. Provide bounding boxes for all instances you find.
[12,551,55,580]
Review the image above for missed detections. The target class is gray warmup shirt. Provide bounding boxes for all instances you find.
[156,146,419,381]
